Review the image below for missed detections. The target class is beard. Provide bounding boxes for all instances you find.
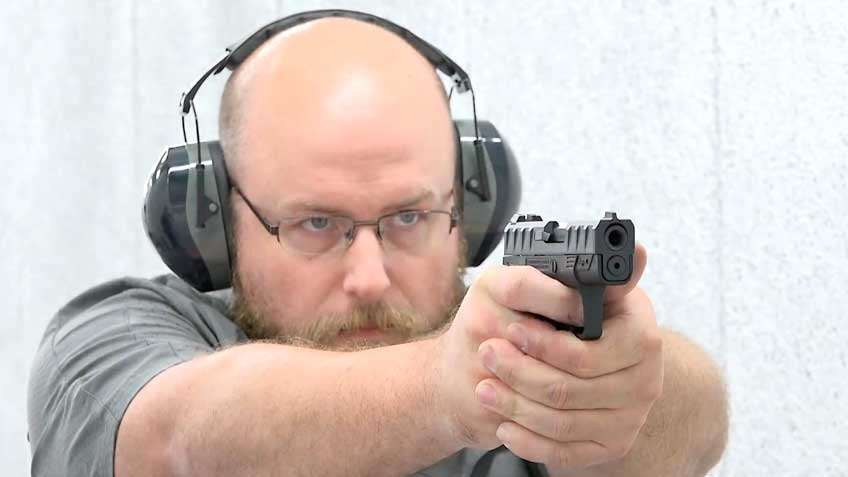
[229,240,469,352]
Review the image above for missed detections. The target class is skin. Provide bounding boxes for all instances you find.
[114,16,728,477]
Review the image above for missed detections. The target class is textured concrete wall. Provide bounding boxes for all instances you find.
[2,1,846,475]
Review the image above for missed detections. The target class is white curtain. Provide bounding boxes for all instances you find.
[2,1,847,475]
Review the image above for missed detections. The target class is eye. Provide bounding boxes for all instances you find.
[302,216,332,232]
[393,211,421,226]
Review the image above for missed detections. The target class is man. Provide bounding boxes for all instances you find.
[27,13,728,477]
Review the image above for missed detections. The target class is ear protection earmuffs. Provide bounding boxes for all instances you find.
[143,9,522,292]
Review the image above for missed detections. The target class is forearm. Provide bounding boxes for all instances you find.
[555,328,729,477]
[160,339,461,476]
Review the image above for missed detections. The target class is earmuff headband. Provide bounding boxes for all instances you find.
[180,9,471,113]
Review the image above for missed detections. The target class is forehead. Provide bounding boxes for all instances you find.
[237,99,456,216]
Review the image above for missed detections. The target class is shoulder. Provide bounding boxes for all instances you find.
[27,274,244,476]
[44,274,243,350]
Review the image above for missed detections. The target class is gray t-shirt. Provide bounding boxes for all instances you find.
[27,275,545,477]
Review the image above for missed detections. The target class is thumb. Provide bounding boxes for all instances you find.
[604,242,648,303]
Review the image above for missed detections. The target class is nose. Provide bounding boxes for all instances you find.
[341,227,391,304]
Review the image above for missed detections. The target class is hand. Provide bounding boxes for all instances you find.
[432,244,652,451]
[470,244,664,472]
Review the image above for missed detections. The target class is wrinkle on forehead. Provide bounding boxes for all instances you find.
[263,161,454,219]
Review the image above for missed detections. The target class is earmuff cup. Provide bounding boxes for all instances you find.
[143,142,233,292]
[455,119,522,267]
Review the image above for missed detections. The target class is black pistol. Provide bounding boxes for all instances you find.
[502,212,635,340]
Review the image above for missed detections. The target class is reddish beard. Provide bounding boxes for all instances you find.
[229,266,467,352]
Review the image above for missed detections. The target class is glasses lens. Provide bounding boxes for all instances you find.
[380,211,450,253]
[278,216,350,254]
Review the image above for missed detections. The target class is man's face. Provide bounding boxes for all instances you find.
[227,35,466,351]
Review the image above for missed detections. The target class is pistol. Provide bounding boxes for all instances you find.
[502,212,635,340]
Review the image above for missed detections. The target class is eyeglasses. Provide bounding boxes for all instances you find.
[232,186,459,256]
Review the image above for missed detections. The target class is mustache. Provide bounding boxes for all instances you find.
[300,302,431,345]
[230,287,457,351]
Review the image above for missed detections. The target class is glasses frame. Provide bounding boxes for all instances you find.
[231,185,459,255]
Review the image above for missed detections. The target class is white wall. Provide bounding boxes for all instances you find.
[2,1,846,475]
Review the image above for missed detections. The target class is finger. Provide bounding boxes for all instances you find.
[503,312,556,352]
[507,289,660,378]
[479,338,650,410]
[480,265,584,328]
[475,377,628,444]
[604,242,648,304]
[495,421,611,470]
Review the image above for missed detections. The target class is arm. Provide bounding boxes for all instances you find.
[115,338,462,477]
[558,328,729,477]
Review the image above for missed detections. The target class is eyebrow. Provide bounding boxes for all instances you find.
[279,189,438,216]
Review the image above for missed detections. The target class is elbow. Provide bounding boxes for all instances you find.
[114,360,205,477]
[115,421,183,477]
[660,328,730,477]
[693,376,729,476]
[682,346,729,477]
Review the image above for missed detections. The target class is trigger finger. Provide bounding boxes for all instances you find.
[492,266,585,328]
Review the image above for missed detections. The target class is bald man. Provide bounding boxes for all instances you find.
[27,14,728,477]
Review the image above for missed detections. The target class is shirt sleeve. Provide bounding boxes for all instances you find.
[27,276,239,477]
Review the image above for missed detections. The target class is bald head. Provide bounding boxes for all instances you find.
[218,17,452,173]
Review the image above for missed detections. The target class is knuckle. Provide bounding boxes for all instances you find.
[465,306,500,344]
[569,346,592,376]
[500,270,527,308]
[525,327,545,356]
[607,440,632,460]
[641,328,664,355]
[500,390,518,419]
[476,266,501,288]
[549,445,574,471]
[604,432,635,459]
[632,327,662,364]
[498,359,517,386]
[546,379,571,409]
[474,268,504,302]
[552,414,575,440]
[451,415,479,447]
[467,316,491,344]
